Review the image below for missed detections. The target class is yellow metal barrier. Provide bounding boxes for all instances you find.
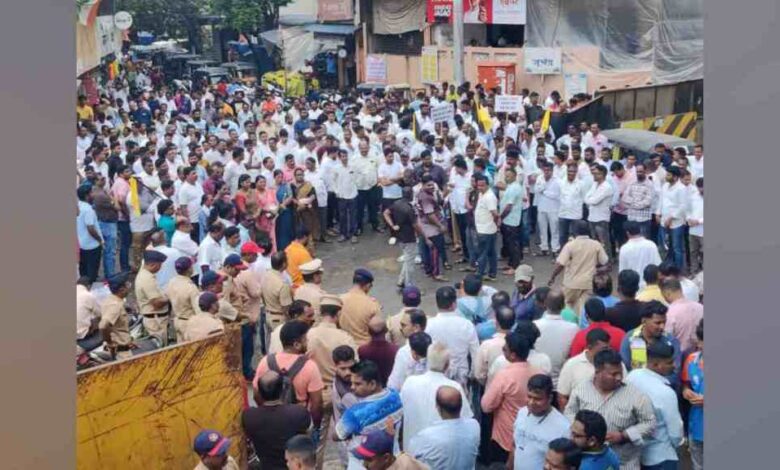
[77,329,247,469]
[621,112,699,141]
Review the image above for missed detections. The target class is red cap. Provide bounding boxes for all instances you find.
[241,240,261,255]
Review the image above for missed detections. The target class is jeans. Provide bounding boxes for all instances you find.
[520,209,532,248]
[689,234,703,273]
[117,220,131,272]
[501,224,522,268]
[558,218,577,249]
[337,198,356,238]
[689,439,703,470]
[659,225,686,270]
[77,329,104,351]
[454,213,470,260]
[355,187,380,232]
[633,219,653,239]
[610,212,628,252]
[327,192,338,228]
[476,233,497,277]
[241,322,256,380]
[537,211,560,252]
[190,222,201,244]
[398,242,417,286]
[421,233,447,277]
[589,221,612,258]
[318,207,329,240]
[99,221,117,278]
[79,246,102,283]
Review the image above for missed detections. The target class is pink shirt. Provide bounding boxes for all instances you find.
[480,361,543,451]
[613,171,636,215]
[665,298,703,352]
[111,178,130,221]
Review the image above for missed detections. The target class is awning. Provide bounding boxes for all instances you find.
[303,24,358,35]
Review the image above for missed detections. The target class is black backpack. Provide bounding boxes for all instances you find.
[266,353,308,405]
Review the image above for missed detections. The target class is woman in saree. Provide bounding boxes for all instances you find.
[274,169,297,252]
[254,174,278,252]
[291,167,320,254]
[234,174,258,221]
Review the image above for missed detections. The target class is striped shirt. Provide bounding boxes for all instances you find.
[564,379,656,470]
[622,179,655,222]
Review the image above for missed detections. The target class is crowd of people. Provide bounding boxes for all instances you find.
[75,57,705,470]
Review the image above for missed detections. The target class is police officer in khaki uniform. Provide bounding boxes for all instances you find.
[294,258,328,321]
[386,285,422,347]
[339,268,382,346]
[135,250,171,346]
[220,253,249,319]
[99,273,135,360]
[165,257,202,342]
[260,252,294,342]
[306,294,359,407]
[184,292,226,342]
[200,271,239,323]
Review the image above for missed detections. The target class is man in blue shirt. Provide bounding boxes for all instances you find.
[570,410,621,470]
[511,264,538,322]
[408,385,480,469]
[77,184,103,283]
[580,273,620,328]
[626,341,684,469]
[682,319,704,470]
[620,300,682,388]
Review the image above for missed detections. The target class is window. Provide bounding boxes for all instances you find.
[372,31,424,55]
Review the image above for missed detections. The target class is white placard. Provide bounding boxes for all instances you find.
[431,102,454,123]
[114,11,133,30]
[494,95,523,114]
[524,47,562,74]
[563,73,588,99]
[365,54,387,84]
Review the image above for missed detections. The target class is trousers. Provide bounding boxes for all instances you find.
[398,242,417,287]
[99,221,117,278]
[337,197,356,238]
[537,210,560,252]
[79,246,102,283]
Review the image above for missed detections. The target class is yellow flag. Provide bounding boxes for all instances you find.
[129,177,141,217]
[541,110,551,133]
[412,112,417,139]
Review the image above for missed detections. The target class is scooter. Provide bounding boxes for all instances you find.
[76,308,162,370]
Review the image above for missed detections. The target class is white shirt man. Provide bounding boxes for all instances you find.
[657,180,688,229]
[688,187,703,238]
[333,160,358,200]
[76,283,101,341]
[581,131,609,156]
[425,311,479,387]
[178,179,204,225]
[172,229,199,259]
[619,233,662,286]
[377,158,403,201]
[533,312,579,387]
[474,189,499,235]
[400,368,473,451]
[558,176,587,221]
[474,331,507,385]
[197,233,224,273]
[534,171,562,253]
[584,178,614,223]
[224,157,247,196]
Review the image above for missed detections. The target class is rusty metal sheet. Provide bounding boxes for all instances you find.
[77,329,247,469]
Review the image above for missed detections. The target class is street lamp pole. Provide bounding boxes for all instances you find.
[452,0,464,85]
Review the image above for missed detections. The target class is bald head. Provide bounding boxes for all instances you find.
[368,316,387,338]
[258,371,283,402]
[436,385,462,419]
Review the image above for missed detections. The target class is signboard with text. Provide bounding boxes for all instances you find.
[524,47,562,74]
[365,54,387,84]
[318,0,354,22]
[431,102,455,123]
[427,0,526,25]
[564,73,588,99]
[494,95,523,114]
[421,47,439,84]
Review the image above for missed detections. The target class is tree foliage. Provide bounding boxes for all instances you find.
[210,0,294,33]
[116,0,207,38]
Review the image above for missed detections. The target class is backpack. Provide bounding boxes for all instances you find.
[266,353,308,405]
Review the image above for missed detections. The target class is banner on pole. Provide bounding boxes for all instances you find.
[421,47,439,84]
[427,0,526,25]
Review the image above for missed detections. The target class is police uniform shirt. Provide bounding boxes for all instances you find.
[135,268,169,315]
[99,294,132,346]
[339,287,382,346]
[165,274,201,320]
[260,270,293,315]
[184,312,225,342]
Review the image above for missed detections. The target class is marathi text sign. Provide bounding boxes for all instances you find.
[564,73,588,99]
[524,47,562,74]
[318,0,354,22]
[427,0,526,25]
[421,47,439,84]
[365,54,387,84]
[494,95,523,114]
[431,102,455,123]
